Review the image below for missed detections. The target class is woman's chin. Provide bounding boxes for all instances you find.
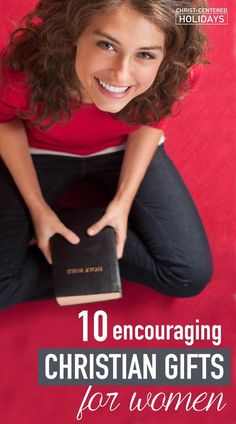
[93,98,130,113]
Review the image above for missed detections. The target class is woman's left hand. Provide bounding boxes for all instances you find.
[87,199,130,259]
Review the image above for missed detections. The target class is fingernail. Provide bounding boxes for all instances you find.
[88,228,94,235]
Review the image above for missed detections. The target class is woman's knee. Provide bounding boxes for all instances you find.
[176,258,213,297]
[154,252,214,297]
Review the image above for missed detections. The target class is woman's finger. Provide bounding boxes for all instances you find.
[87,215,109,236]
[59,225,80,244]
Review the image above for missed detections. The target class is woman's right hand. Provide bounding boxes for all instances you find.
[30,203,80,264]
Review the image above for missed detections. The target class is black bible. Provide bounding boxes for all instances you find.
[50,208,122,306]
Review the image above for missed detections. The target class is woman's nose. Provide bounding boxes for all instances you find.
[110,56,132,84]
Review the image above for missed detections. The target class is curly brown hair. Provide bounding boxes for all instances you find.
[1,0,208,127]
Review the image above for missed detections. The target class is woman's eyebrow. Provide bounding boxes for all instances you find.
[93,30,163,51]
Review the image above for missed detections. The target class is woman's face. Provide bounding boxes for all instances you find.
[75,3,165,113]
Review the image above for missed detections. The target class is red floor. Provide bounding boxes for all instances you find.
[0,1,235,423]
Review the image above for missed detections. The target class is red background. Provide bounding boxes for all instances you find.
[0,0,235,423]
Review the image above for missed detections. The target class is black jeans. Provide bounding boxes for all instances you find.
[0,146,213,309]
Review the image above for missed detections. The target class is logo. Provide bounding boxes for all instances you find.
[175,7,228,25]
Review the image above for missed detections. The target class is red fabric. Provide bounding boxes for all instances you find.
[0,1,235,424]
[0,66,166,155]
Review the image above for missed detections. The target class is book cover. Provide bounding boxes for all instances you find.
[51,208,122,305]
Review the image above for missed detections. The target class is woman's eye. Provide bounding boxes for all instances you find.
[96,41,115,51]
[138,51,155,60]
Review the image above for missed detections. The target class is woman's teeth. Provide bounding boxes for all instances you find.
[98,79,129,93]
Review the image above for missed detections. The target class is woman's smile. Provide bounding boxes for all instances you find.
[95,77,131,98]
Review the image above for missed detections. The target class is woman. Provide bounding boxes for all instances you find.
[0,0,213,309]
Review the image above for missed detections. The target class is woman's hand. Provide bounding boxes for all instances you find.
[31,203,80,264]
[87,199,130,259]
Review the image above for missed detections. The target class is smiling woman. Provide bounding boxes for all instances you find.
[2,0,207,126]
[0,0,213,309]
[74,5,165,113]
